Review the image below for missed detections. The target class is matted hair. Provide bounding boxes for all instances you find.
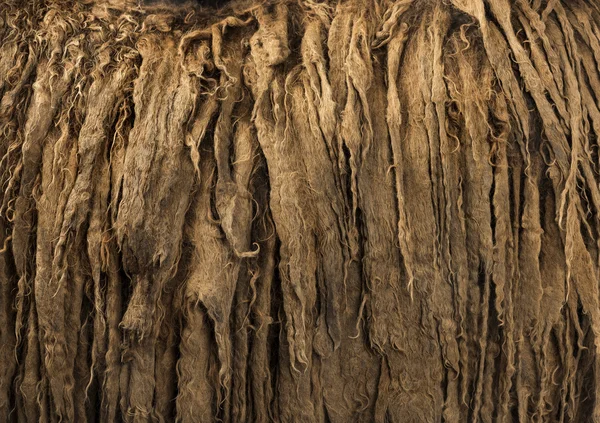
[1,0,599,421]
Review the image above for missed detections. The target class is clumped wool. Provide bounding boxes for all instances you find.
[1,0,600,421]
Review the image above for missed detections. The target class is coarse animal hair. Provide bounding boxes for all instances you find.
[1,0,600,421]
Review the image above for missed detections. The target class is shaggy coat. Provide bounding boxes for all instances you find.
[1,0,600,421]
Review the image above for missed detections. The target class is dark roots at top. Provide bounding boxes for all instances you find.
[1,0,600,421]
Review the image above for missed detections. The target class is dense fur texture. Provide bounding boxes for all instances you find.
[2,0,600,421]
